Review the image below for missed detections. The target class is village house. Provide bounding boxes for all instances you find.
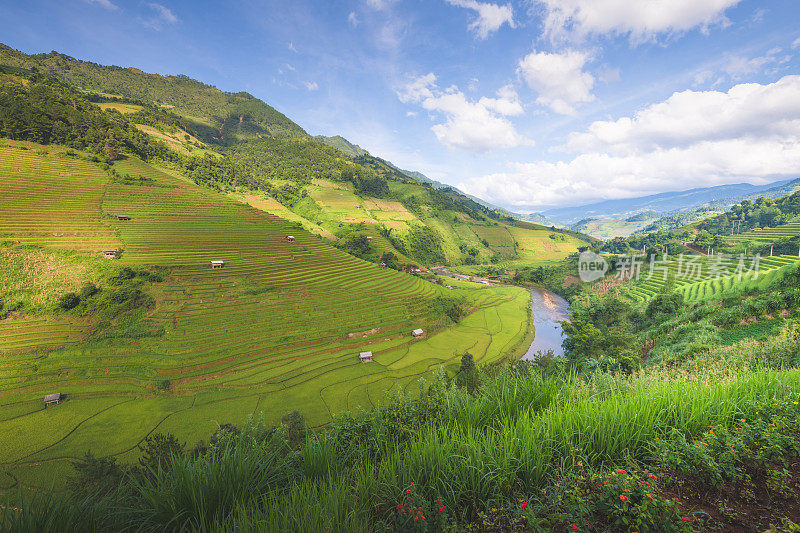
[211,260,224,269]
[44,393,62,407]
[285,235,296,243]
[115,214,131,221]
[101,248,118,259]
[412,328,424,337]
[359,351,373,363]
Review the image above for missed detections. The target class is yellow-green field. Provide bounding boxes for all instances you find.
[235,178,590,266]
[0,143,533,495]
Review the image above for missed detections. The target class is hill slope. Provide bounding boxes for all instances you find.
[0,139,534,495]
[0,44,307,143]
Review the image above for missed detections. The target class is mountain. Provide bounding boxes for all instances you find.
[542,179,797,226]
[314,135,370,157]
[0,43,307,143]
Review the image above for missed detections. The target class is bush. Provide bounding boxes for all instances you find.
[58,292,80,310]
[78,282,99,299]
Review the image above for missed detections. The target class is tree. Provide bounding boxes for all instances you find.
[282,410,307,446]
[58,292,80,310]
[455,352,478,394]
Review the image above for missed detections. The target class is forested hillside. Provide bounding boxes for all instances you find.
[0,44,307,143]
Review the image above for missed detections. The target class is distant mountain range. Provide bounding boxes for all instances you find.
[536,179,800,226]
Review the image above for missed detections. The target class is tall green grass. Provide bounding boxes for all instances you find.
[6,339,799,531]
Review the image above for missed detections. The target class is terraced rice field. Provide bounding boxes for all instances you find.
[728,221,800,243]
[624,254,800,303]
[0,142,119,252]
[0,146,533,494]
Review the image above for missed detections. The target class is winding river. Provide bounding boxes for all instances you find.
[521,287,571,360]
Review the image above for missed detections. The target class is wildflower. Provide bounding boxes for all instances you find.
[616,469,627,475]
[648,474,657,480]
[521,501,528,510]
[572,524,578,531]
[741,419,746,423]
[620,495,628,502]
[414,517,419,522]
[438,505,446,513]
[794,402,798,405]
[642,481,650,487]
[647,493,654,499]
[681,517,691,522]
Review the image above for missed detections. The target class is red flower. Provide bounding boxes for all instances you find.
[681,517,691,522]
[521,501,528,510]
[642,481,650,487]
[620,495,628,502]
[647,493,654,499]
[414,517,419,522]
[616,469,627,475]
[648,474,657,480]
[438,505,446,513]
[572,524,579,531]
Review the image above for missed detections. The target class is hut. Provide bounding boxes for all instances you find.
[366,236,373,242]
[44,393,62,407]
[285,235,296,243]
[359,351,374,363]
[210,260,224,269]
[101,248,118,259]
[115,214,131,221]
[379,262,387,269]
[412,328,424,338]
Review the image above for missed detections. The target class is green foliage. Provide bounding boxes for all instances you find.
[352,172,389,198]
[408,225,446,264]
[67,451,125,499]
[281,410,307,447]
[0,76,177,162]
[455,352,478,393]
[58,292,80,310]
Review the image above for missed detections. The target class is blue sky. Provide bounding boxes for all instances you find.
[1,0,800,211]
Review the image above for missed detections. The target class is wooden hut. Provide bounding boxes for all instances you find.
[101,248,118,259]
[44,393,62,407]
[366,236,373,242]
[210,260,224,269]
[359,351,374,363]
[412,328,424,338]
[379,262,387,269]
[115,214,131,221]
[285,235,296,243]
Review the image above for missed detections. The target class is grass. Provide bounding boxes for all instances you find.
[0,143,534,496]
[5,342,800,530]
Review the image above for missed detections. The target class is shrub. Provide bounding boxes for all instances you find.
[78,282,99,299]
[58,292,80,310]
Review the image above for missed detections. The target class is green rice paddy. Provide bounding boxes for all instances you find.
[0,142,534,495]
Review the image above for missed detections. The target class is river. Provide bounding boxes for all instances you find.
[521,287,571,360]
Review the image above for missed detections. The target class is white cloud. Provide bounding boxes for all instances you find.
[84,0,118,10]
[304,81,319,91]
[518,49,595,115]
[459,75,800,209]
[535,0,741,44]
[792,37,800,50]
[141,3,177,29]
[288,42,298,53]
[366,0,396,10]
[397,74,529,151]
[445,0,515,39]
[348,11,360,27]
